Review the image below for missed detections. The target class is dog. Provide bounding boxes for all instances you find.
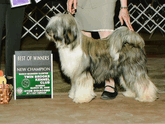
[46,13,158,103]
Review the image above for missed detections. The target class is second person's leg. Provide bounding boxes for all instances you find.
[99,31,118,99]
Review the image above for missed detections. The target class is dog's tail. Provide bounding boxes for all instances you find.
[108,26,145,61]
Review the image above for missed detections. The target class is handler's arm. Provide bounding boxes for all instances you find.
[67,0,77,14]
[119,0,134,31]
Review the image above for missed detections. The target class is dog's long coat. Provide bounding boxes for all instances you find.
[46,14,158,103]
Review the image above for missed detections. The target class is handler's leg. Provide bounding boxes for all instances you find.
[99,31,118,99]
[82,31,91,37]
[5,6,25,78]
[0,4,7,70]
[99,31,113,39]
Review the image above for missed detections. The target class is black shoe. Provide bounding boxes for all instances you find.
[101,85,118,100]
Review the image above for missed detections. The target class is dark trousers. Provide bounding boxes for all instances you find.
[0,4,25,76]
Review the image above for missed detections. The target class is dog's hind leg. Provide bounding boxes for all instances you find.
[73,72,96,103]
[120,75,135,98]
[133,75,158,102]
[123,71,158,102]
[120,44,158,102]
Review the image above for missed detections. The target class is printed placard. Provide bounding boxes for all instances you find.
[14,51,53,99]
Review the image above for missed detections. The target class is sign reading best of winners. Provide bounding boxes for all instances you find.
[14,51,53,99]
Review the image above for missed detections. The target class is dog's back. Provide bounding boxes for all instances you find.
[88,27,146,83]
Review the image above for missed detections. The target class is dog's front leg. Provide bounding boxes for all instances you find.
[73,72,96,103]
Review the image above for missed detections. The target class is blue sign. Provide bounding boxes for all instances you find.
[10,0,41,8]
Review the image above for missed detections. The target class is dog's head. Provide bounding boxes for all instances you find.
[46,14,79,48]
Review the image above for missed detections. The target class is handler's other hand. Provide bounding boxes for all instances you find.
[119,9,134,31]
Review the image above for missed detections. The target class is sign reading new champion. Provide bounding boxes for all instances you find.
[17,67,50,72]
[14,51,53,99]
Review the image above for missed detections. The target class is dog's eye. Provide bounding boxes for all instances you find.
[53,35,63,41]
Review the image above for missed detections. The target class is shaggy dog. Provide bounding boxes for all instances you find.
[46,13,158,103]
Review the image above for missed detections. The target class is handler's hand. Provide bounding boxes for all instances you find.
[119,9,134,31]
[67,0,77,14]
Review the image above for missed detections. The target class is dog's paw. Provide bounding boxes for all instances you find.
[135,96,158,102]
[122,90,135,98]
[73,93,96,103]
[68,92,74,99]
[68,86,76,99]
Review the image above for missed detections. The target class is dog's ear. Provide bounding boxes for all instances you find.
[64,26,77,45]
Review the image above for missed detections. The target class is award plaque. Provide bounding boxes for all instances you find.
[14,51,53,99]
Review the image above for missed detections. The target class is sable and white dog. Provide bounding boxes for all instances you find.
[46,13,158,103]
